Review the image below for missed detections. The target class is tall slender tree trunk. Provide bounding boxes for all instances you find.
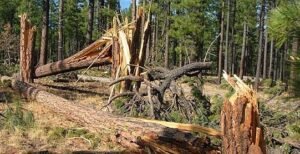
[224,0,230,72]
[239,22,247,79]
[263,7,268,79]
[268,38,274,78]
[291,38,299,78]
[230,0,236,74]
[164,1,170,68]
[218,0,225,84]
[98,0,105,33]
[150,17,156,63]
[131,0,136,21]
[273,48,278,81]
[154,17,159,62]
[39,0,50,65]
[86,0,95,45]
[279,49,283,81]
[289,37,299,92]
[58,0,64,60]
[254,0,265,90]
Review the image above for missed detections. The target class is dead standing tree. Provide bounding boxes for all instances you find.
[19,14,36,83]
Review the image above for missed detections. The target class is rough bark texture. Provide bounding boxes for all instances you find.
[20,14,36,83]
[164,1,170,68]
[34,56,111,78]
[224,0,230,72]
[239,22,247,79]
[222,73,266,154]
[218,0,225,84]
[39,0,49,65]
[254,0,265,90]
[58,0,64,60]
[131,0,136,21]
[86,0,95,45]
[77,75,112,83]
[10,79,219,153]
[268,38,274,78]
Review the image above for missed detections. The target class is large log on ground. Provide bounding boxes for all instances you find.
[221,73,266,154]
[10,79,220,153]
[34,56,111,78]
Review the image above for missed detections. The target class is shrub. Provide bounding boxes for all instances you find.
[262,79,273,87]
[0,64,19,76]
[263,80,285,95]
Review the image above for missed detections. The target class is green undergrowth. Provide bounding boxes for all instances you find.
[260,103,300,153]
[220,80,235,98]
[0,64,19,76]
[262,79,285,95]
[0,101,35,131]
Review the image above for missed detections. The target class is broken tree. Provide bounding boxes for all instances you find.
[7,78,221,153]
[222,72,266,154]
[19,14,36,83]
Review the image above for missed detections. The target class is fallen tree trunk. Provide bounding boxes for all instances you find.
[77,75,112,83]
[34,56,111,78]
[10,79,220,153]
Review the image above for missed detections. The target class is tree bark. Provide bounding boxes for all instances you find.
[39,0,49,65]
[98,0,105,34]
[77,75,112,83]
[20,14,36,83]
[222,73,266,154]
[290,37,299,91]
[273,48,278,81]
[239,22,247,79]
[131,0,136,21]
[263,8,268,79]
[218,0,225,84]
[9,79,219,153]
[230,0,236,74]
[224,0,230,73]
[164,1,170,68]
[58,0,64,60]
[268,38,274,78]
[34,56,111,78]
[254,0,265,90]
[86,0,95,45]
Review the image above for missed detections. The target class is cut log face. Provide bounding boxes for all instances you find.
[221,72,266,154]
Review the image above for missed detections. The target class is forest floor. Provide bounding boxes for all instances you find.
[0,69,299,153]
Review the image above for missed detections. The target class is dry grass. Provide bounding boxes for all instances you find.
[0,80,124,153]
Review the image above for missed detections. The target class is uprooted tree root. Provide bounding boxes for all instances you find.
[106,62,212,120]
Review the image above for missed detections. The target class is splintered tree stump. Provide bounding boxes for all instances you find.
[20,14,36,83]
[221,73,266,154]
